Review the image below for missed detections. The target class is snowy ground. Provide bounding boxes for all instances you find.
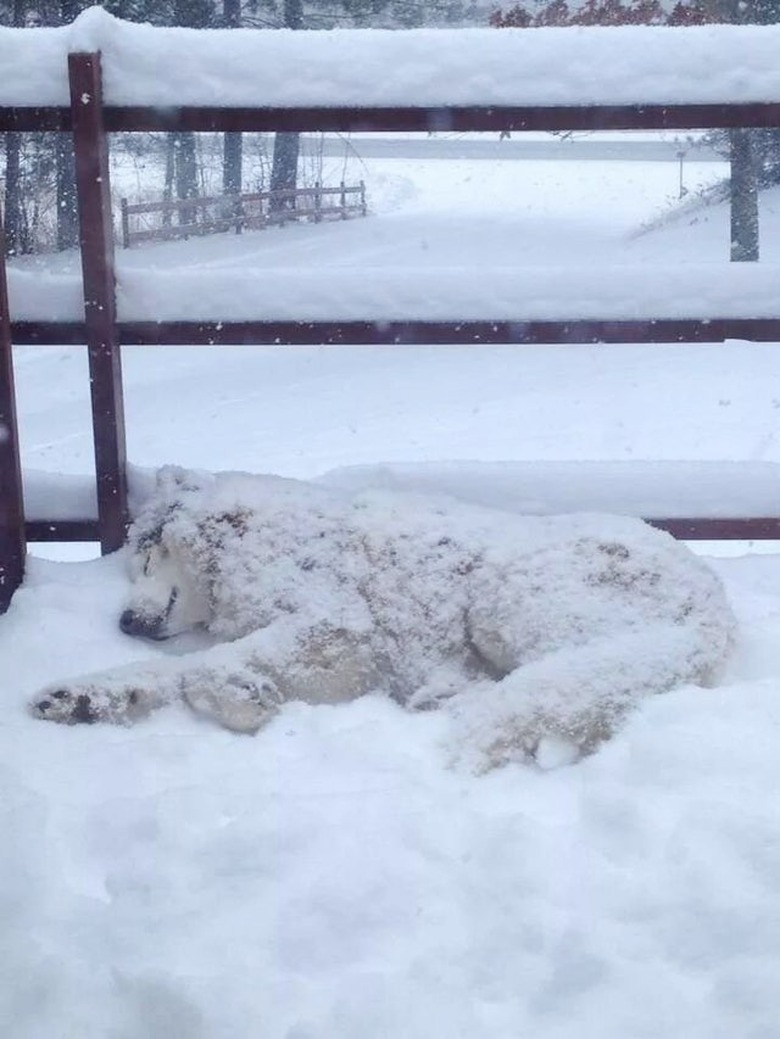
[4,149,780,1038]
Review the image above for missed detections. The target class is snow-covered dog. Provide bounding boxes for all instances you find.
[31,467,736,768]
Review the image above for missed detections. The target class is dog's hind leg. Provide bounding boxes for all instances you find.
[447,621,729,771]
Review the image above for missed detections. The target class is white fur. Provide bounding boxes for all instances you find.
[31,467,737,769]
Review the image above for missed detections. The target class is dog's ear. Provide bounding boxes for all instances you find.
[156,465,204,494]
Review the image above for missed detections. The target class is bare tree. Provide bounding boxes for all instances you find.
[169,0,213,224]
[3,0,26,255]
[56,0,81,250]
[269,0,303,212]
[222,0,243,198]
[730,129,759,261]
[717,0,760,260]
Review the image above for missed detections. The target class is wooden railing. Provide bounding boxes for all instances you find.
[2,39,780,610]
[120,182,367,248]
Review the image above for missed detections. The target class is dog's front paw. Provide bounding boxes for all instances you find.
[32,687,100,724]
[31,681,149,726]
[182,671,283,734]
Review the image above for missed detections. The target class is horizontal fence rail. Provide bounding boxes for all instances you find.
[4,101,780,134]
[12,319,780,348]
[24,519,101,543]
[21,517,780,545]
[3,40,780,611]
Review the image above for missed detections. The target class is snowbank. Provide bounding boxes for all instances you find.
[2,546,779,1039]
[2,8,780,109]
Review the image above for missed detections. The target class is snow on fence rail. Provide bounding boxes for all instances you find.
[4,8,780,111]
[120,182,367,248]
[3,11,780,610]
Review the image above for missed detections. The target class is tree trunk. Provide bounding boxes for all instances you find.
[163,135,175,226]
[169,0,212,228]
[223,133,243,196]
[56,134,79,251]
[281,0,304,28]
[730,128,760,262]
[222,0,242,200]
[60,0,81,20]
[173,132,199,227]
[3,0,25,255]
[3,135,24,255]
[716,0,761,261]
[56,0,81,251]
[270,134,301,212]
[270,0,303,212]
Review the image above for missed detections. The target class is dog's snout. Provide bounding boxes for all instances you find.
[119,608,167,640]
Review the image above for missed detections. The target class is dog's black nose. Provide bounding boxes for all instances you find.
[119,608,168,640]
[119,609,139,634]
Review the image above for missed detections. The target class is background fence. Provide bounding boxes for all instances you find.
[120,181,367,247]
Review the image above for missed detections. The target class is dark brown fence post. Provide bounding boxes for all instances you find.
[314,181,322,223]
[360,179,367,216]
[340,180,347,219]
[69,52,128,554]
[0,214,26,613]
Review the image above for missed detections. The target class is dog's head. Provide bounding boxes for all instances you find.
[120,468,214,641]
[120,465,333,642]
[120,514,212,641]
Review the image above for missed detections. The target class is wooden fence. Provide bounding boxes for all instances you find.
[2,45,780,611]
[120,181,367,248]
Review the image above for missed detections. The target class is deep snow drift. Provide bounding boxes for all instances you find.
[4,546,780,1039]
